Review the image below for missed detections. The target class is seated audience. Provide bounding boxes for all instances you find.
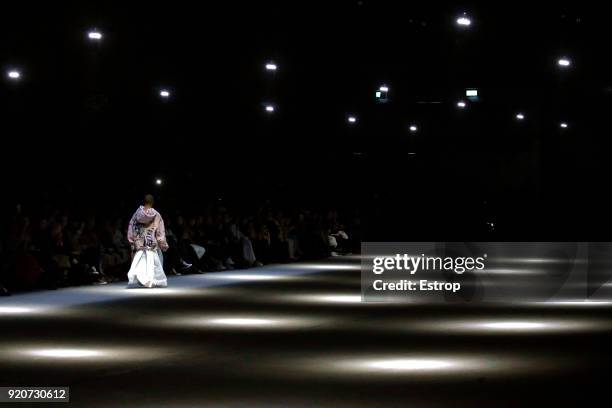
[0,200,355,293]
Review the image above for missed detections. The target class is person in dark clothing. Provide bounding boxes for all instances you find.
[163,217,195,275]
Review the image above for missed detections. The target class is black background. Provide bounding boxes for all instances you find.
[0,1,607,240]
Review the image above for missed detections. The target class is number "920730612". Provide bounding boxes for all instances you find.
[1,387,69,402]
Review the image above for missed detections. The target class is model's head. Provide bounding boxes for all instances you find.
[144,194,155,208]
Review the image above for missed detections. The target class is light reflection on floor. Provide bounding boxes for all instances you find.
[25,348,103,358]
[0,305,76,317]
[0,344,170,364]
[281,294,364,304]
[152,314,333,330]
[0,306,36,315]
[251,351,567,380]
[281,263,361,271]
[527,300,612,307]
[206,273,292,281]
[1,257,611,406]
[406,318,612,334]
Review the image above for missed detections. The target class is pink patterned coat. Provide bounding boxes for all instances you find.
[127,206,169,252]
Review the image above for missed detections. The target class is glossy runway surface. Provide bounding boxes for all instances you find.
[1,257,612,407]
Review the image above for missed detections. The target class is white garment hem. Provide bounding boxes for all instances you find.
[127,249,168,289]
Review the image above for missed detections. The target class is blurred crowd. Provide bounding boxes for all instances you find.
[0,202,360,295]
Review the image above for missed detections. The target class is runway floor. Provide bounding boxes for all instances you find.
[1,257,612,407]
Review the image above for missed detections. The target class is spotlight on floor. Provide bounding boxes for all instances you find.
[283,263,361,271]
[288,294,363,304]
[557,57,571,67]
[480,321,547,331]
[367,358,454,371]
[0,306,32,314]
[87,30,103,41]
[164,315,330,330]
[317,295,362,303]
[26,348,102,359]
[532,300,612,307]
[209,318,275,327]
[303,353,530,378]
[207,273,288,281]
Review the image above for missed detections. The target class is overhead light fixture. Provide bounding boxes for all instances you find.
[557,58,571,67]
[7,70,21,80]
[456,15,472,26]
[87,30,103,41]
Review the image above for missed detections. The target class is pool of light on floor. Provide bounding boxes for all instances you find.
[398,317,612,335]
[0,306,35,315]
[25,348,104,358]
[364,358,455,371]
[276,294,363,304]
[153,314,331,330]
[0,344,169,364]
[252,351,566,379]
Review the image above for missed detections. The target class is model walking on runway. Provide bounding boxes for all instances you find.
[126,194,169,288]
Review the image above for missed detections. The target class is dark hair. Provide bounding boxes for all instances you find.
[144,194,155,206]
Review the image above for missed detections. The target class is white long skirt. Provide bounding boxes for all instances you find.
[127,249,168,288]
